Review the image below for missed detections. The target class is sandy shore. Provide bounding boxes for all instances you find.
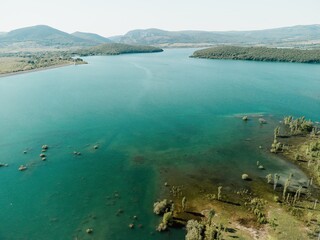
[0,62,75,78]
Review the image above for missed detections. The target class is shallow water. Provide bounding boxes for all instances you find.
[0,49,320,239]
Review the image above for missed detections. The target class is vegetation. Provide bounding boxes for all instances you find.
[185,219,223,240]
[191,46,320,63]
[157,211,173,232]
[270,116,319,184]
[182,196,187,211]
[153,199,171,215]
[74,43,163,56]
[245,198,267,224]
[0,53,86,75]
[283,116,314,134]
[270,115,320,189]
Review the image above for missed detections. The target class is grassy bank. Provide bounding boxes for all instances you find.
[0,55,86,76]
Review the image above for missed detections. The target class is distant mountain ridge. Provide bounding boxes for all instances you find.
[71,31,112,44]
[114,25,320,47]
[0,25,111,49]
[1,24,320,51]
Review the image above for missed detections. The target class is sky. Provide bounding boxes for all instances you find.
[1,0,320,37]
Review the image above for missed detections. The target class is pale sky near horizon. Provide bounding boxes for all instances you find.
[1,0,320,37]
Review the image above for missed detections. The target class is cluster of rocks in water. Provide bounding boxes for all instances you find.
[242,115,267,124]
[16,143,101,172]
[106,191,143,233]
[19,145,49,171]
[0,163,9,167]
[40,145,48,161]
[73,151,82,156]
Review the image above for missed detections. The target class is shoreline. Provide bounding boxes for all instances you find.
[0,62,75,78]
[153,118,320,239]
[279,134,320,186]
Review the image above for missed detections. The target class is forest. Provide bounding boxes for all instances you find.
[191,46,320,63]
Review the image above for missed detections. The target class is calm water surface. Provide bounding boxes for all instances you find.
[0,49,320,239]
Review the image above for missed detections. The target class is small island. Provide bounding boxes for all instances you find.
[73,43,163,56]
[191,46,320,63]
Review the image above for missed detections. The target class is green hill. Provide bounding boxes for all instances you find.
[113,25,320,48]
[191,46,320,63]
[74,43,163,56]
[71,32,112,44]
[0,25,96,47]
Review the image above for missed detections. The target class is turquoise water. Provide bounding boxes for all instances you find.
[0,49,320,239]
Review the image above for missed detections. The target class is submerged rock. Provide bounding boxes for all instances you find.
[18,165,27,171]
[242,174,250,180]
[73,151,81,156]
[259,118,267,124]
[116,209,124,215]
[42,145,49,150]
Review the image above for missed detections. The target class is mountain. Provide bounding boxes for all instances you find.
[114,25,320,47]
[71,31,112,44]
[1,24,320,51]
[0,25,105,49]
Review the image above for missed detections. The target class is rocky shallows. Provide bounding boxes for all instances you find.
[151,115,320,239]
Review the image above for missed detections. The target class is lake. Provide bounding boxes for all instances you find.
[0,49,319,239]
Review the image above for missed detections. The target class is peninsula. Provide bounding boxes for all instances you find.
[191,46,320,63]
[0,43,163,76]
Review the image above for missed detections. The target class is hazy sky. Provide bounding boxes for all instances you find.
[1,0,320,37]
